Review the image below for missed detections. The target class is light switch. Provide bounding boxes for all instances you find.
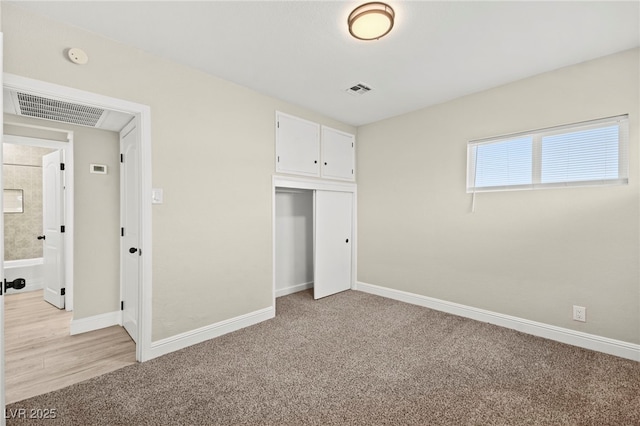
[152,188,163,204]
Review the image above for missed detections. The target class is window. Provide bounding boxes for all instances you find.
[467,115,628,192]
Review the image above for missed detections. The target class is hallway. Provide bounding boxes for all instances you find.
[4,290,136,404]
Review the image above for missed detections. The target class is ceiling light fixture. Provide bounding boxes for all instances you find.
[348,2,395,41]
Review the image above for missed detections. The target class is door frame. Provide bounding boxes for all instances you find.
[3,73,153,363]
[272,175,357,309]
[2,131,74,309]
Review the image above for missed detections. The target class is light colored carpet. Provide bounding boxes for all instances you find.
[7,289,640,425]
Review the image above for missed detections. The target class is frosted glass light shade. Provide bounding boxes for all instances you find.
[348,2,395,41]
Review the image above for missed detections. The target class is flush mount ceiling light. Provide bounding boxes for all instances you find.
[348,2,395,41]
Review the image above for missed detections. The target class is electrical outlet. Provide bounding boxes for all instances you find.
[573,305,586,322]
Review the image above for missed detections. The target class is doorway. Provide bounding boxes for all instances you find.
[3,130,72,310]
[273,176,356,306]
[275,188,314,298]
[1,119,137,402]
[2,73,153,365]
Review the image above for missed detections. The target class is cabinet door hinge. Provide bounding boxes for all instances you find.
[121,227,125,237]
[121,301,124,311]
[61,288,66,296]
[120,154,124,163]
[60,225,66,233]
[60,163,65,171]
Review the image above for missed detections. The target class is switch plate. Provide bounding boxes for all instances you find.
[152,188,163,204]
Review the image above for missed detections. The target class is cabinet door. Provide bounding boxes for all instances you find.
[276,112,320,177]
[314,190,353,299]
[321,126,355,181]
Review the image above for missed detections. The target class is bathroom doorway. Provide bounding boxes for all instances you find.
[2,128,72,308]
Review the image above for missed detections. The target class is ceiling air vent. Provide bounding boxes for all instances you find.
[346,82,373,96]
[16,92,105,127]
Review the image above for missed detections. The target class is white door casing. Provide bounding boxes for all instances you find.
[42,150,65,309]
[121,120,140,343]
[1,32,6,426]
[314,190,353,299]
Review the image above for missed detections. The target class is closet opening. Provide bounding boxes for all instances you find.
[275,188,314,298]
[273,176,356,305]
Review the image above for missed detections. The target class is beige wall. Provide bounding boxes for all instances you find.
[4,114,121,320]
[357,48,639,344]
[1,4,355,340]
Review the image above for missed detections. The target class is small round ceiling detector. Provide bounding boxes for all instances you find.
[67,48,89,65]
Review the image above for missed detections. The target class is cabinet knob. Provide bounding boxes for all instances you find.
[324,162,328,165]
[314,160,317,164]
[345,238,349,243]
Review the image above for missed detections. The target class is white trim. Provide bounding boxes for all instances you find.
[1,34,6,426]
[70,311,122,336]
[4,73,153,363]
[276,281,313,298]
[147,306,275,360]
[274,175,357,192]
[355,281,640,362]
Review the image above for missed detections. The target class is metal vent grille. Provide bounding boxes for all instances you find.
[17,92,105,127]
[346,82,373,96]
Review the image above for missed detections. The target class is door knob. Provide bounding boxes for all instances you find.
[37,235,46,240]
[129,247,138,254]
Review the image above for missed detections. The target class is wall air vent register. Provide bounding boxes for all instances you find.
[3,89,135,132]
[16,92,104,127]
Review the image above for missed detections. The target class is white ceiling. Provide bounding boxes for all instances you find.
[9,1,640,127]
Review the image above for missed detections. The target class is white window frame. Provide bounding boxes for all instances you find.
[467,115,629,192]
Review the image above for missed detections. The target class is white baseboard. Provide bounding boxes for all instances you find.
[70,310,122,335]
[355,281,640,362]
[276,281,313,298]
[147,306,275,360]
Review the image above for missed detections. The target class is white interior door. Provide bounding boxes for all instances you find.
[120,120,139,343]
[42,150,65,309]
[314,190,353,299]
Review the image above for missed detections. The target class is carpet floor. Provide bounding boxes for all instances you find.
[6,289,640,425]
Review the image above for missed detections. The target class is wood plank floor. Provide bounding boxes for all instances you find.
[4,290,136,404]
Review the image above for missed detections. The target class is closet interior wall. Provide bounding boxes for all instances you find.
[274,188,314,297]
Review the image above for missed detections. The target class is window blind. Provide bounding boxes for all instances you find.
[467,115,628,192]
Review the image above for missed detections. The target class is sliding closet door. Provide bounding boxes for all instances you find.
[314,190,353,299]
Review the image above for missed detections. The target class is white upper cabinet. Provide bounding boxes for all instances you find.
[275,112,355,181]
[321,126,355,181]
[276,112,320,177]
